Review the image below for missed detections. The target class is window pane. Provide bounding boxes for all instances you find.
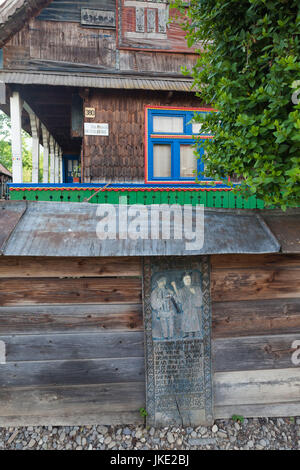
[153,116,184,133]
[192,122,202,134]
[180,145,197,178]
[153,144,171,177]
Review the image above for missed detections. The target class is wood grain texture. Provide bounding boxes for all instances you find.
[0,411,143,427]
[0,304,143,334]
[211,254,300,270]
[211,256,300,302]
[0,382,145,418]
[0,256,142,278]
[215,402,300,419]
[0,357,145,387]
[212,298,300,338]
[5,19,116,71]
[214,369,300,406]
[119,50,198,74]
[213,334,300,372]
[0,277,142,305]
[1,331,144,362]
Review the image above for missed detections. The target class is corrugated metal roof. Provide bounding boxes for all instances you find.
[0,70,195,92]
[0,201,281,257]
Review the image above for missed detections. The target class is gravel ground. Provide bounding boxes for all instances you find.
[1,417,300,450]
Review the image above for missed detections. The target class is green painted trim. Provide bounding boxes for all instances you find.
[9,188,265,209]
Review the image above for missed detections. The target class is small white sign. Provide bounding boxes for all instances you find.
[84,123,109,136]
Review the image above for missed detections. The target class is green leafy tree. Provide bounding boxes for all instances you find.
[0,111,33,181]
[172,0,300,209]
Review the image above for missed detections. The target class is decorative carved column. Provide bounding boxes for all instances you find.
[42,125,50,184]
[10,91,23,183]
[143,256,213,427]
[29,113,40,183]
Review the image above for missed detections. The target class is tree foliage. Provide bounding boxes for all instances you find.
[172,0,300,208]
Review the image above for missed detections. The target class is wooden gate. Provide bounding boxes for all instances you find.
[0,257,145,426]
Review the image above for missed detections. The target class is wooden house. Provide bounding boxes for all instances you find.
[0,0,299,427]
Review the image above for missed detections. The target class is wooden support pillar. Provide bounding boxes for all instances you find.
[10,91,23,183]
[49,136,55,184]
[29,113,40,183]
[54,143,59,183]
[59,148,63,183]
[42,125,50,184]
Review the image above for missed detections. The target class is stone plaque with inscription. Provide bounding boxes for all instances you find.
[143,256,213,426]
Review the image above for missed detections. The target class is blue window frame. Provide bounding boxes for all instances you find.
[145,106,214,184]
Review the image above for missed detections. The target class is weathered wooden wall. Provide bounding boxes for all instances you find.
[1,253,298,424]
[0,256,144,426]
[211,253,300,418]
[3,19,117,72]
[83,89,202,183]
[2,16,197,74]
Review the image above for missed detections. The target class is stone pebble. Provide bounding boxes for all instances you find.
[1,417,300,450]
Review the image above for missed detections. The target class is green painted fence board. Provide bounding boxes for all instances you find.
[8,189,266,209]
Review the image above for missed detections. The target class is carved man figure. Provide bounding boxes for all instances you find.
[151,276,176,339]
[172,274,203,337]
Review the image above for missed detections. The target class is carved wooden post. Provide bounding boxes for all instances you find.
[49,136,55,184]
[54,143,59,183]
[143,256,214,427]
[42,125,50,183]
[29,112,40,183]
[10,91,23,183]
[59,148,63,183]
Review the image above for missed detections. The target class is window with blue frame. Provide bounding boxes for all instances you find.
[145,106,214,184]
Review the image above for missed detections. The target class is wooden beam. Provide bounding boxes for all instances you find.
[0,256,142,278]
[0,304,143,334]
[10,91,23,183]
[0,277,142,306]
[0,331,144,362]
[0,357,145,387]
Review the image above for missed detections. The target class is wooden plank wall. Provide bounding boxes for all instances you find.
[211,253,300,418]
[3,17,197,74]
[0,256,145,426]
[3,19,117,72]
[83,89,203,183]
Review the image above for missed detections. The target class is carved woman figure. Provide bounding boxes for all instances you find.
[150,276,176,339]
[171,274,203,337]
